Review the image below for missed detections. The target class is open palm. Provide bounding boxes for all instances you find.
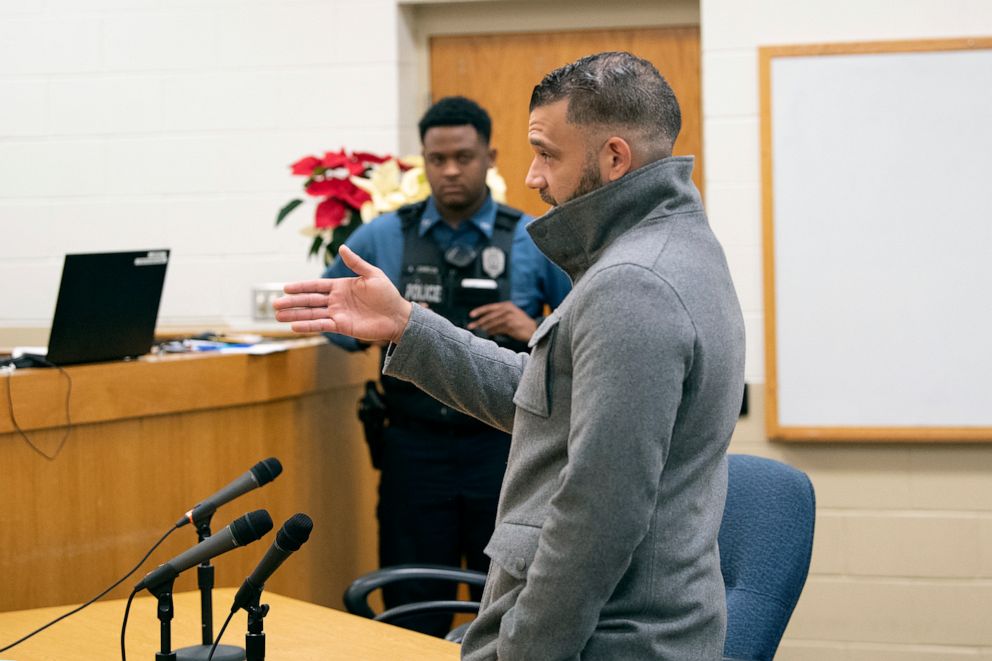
[273,246,412,344]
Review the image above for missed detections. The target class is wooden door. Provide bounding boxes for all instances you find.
[430,27,703,218]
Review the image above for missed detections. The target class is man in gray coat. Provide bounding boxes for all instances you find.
[276,51,745,661]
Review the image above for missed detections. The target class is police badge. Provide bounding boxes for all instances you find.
[481,246,506,278]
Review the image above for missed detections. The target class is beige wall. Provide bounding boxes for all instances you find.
[701,0,992,658]
[731,388,992,660]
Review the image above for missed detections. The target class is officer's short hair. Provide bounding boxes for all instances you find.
[418,96,493,145]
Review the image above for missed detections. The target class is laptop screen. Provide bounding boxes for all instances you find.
[45,250,170,366]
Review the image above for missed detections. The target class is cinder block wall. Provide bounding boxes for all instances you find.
[701,0,992,658]
[0,0,409,330]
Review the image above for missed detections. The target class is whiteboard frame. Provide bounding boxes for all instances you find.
[760,37,992,442]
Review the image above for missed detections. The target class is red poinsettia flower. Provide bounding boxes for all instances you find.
[351,151,391,164]
[321,150,349,169]
[290,155,321,176]
[305,178,345,197]
[341,185,371,209]
[305,178,370,207]
[345,160,367,176]
[279,148,397,263]
[306,178,372,214]
[315,198,348,229]
[322,149,391,176]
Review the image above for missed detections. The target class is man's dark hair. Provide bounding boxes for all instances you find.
[530,51,681,155]
[418,96,492,145]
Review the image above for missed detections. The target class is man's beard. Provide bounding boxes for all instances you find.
[540,154,605,207]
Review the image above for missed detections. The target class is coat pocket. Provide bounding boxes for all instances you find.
[484,521,543,580]
[512,313,560,418]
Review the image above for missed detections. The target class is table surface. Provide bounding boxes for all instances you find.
[0,588,461,661]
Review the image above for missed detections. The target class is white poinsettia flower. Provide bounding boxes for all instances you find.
[349,155,508,221]
[359,200,378,223]
[487,166,507,203]
[369,159,403,195]
[298,225,334,241]
[400,166,430,200]
[352,156,432,220]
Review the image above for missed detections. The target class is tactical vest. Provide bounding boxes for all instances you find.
[382,199,524,428]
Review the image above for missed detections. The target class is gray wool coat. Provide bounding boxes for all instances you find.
[383,156,746,660]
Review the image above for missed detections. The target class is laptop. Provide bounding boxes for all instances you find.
[17,250,170,366]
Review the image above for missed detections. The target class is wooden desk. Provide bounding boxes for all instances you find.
[0,588,460,660]
[0,339,381,613]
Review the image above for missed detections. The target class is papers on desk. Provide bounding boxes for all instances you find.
[12,346,49,358]
[186,339,290,355]
[233,342,289,355]
[157,338,290,356]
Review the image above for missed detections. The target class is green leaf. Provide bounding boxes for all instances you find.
[308,234,324,259]
[275,199,304,227]
[325,211,365,263]
[328,229,346,261]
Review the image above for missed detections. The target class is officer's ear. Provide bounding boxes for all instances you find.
[487,146,498,166]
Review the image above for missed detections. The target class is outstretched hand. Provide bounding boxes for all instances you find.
[273,245,413,344]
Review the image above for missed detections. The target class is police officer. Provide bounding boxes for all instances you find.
[322,96,571,636]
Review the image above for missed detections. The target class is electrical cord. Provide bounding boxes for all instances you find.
[206,609,238,661]
[120,587,139,661]
[3,357,73,461]
[0,525,179,654]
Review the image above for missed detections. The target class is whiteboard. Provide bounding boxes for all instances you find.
[761,39,992,441]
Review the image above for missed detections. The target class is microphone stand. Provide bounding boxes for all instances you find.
[148,578,178,661]
[234,580,270,661]
[245,601,270,661]
[196,520,216,646]
[173,520,245,661]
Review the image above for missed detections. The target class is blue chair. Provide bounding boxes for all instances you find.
[342,564,485,642]
[343,454,816,655]
[720,454,816,661]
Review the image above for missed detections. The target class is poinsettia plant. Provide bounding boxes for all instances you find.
[277,147,508,264]
[276,148,431,264]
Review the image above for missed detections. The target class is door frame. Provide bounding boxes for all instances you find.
[396,0,701,154]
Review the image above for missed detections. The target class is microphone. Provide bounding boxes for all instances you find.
[137,510,273,592]
[177,458,283,528]
[231,513,313,611]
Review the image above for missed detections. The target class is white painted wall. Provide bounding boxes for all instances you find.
[0,0,406,333]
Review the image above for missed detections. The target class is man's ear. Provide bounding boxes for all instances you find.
[488,147,498,166]
[602,137,633,181]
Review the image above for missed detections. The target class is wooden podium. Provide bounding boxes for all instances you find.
[0,338,382,614]
[0,588,460,660]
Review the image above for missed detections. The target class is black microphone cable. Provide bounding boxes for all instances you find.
[3,356,74,461]
[206,609,238,661]
[119,587,139,661]
[0,524,178,654]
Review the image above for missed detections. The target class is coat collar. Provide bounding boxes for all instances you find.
[526,156,701,281]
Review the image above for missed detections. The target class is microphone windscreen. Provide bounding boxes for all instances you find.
[231,509,273,546]
[276,513,314,552]
[251,457,283,485]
